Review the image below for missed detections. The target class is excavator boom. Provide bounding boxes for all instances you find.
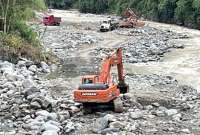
[99,48,124,84]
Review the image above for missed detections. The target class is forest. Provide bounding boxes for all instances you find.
[47,0,200,29]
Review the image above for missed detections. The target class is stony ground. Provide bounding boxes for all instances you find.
[1,9,200,135]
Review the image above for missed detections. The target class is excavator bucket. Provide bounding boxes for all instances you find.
[118,83,129,94]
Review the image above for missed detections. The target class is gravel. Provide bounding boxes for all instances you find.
[1,60,200,134]
[0,60,75,134]
[90,26,188,63]
[39,26,103,59]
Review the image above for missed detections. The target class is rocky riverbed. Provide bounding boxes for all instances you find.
[41,26,103,59]
[1,60,200,135]
[91,26,188,64]
[0,60,76,135]
[1,9,200,135]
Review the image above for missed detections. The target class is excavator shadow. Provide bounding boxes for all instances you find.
[82,102,114,114]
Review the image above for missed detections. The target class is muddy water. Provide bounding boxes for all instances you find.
[126,28,200,91]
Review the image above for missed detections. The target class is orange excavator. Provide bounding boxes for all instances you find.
[73,48,128,112]
[119,8,145,28]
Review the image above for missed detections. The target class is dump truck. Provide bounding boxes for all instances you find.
[74,48,129,113]
[43,15,61,26]
[100,18,118,32]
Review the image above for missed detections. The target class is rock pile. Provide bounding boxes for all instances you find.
[70,74,200,135]
[91,26,188,63]
[126,74,199,101]
[1,60,200,134]
[41,26,102,59]
[0,60,78,135]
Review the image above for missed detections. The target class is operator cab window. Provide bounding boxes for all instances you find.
[83,78,93,84]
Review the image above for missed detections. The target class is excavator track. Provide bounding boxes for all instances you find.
[82,103,93,114]
[113,97,123,113]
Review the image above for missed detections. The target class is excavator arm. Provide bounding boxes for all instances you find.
[98,48,128,93]
[123,8,137,19]
[119,8,145,28]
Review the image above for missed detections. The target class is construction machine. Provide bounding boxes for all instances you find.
[73,48,128,113]
[100,18,118,32]
[119,8,145,28]
[42,15,61,26]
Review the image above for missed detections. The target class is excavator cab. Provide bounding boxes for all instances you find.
[82,75,99,84]
[79,75,110,91]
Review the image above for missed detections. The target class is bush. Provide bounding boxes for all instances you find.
[33,0,46,10]
[14,21,40,46]
[0,33,58,64]
[2,34,23,49]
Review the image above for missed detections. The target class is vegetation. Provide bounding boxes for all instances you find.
[78,0,108,14]
[46,0,200,29]
[0,33,42,63]
[45,0,77,9]
[0,0,57,64]
[0,0,46,34]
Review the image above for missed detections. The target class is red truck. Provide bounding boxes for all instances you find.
[43,15,61,26]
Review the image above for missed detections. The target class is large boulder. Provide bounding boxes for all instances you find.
[41,122,60,133]
[28,65,38,73]
[24,86,40,99]
[109,121,125,129]
[92,117,109,133]
[41,61,50,73]
[165,109,178,116]
[42,130,58,135]
[22,79,35,89]
[0,61,15,74]
[129,110,145,119]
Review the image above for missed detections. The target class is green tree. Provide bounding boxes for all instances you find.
[45,0,64,8]
[44,0,200,29]
[175,0,194,25]
[0,0,46,33]
[158,0,177,22]
[192,0,200,28]
[78,0,108,14]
